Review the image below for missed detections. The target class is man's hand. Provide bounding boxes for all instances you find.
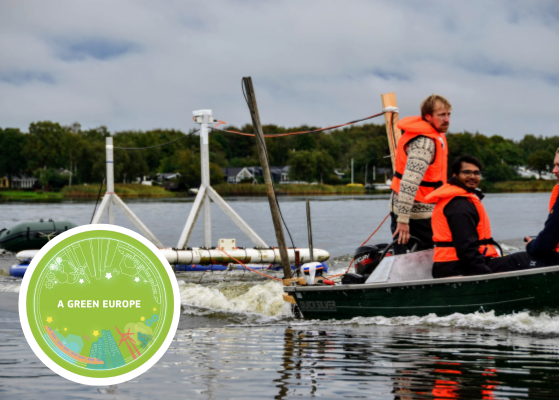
[525,236,533,247]
[393,222,410,245]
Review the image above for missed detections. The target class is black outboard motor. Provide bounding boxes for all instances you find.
[355,243,389,277]
[341,243,389,284]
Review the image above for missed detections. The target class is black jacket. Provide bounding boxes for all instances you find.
[432,178,494,278]
[526,197,559,259]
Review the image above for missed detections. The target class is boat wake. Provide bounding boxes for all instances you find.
[0,282,21,293]
[178,280,292,322]
[275,310,559,337]
[177,278,558,337]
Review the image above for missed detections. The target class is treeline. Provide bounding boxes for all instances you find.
[0,121,557,190]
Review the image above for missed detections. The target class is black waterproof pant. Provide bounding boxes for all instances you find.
[486,251,558,272]
[390,212,434,255]
[433,251,558,278]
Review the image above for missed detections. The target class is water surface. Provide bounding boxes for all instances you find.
[0,193,557,399]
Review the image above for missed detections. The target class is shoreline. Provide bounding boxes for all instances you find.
[0,180,555,201]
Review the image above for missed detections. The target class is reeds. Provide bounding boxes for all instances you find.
[213,183,366,196]
[490,180,557,193]
[62,184,174,198]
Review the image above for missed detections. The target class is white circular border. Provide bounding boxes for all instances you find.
[19,224,181,386]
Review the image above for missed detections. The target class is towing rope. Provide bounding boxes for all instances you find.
[207,111,386,138]
[217,248,283,281]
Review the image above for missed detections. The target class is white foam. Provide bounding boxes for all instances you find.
[285,310,559,336]
[178,280,292,318]
[0,283,21,293]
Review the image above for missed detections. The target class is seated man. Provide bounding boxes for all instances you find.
[426,155,537,278]
[524,148,559,266]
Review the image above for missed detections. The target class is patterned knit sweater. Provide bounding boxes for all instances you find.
[388,136,436,223]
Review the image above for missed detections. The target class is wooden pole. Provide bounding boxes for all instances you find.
[381,92,402,172]
[306,199,314,262]
[242,77,292,279]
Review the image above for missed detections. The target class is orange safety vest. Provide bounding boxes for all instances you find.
[550,184,559,252]
[390,116,448,203]
[426,183,499,262]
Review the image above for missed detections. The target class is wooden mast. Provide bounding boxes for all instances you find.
[242,77,292,279]
[381,92,402,172]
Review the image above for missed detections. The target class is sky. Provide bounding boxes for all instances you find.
[0,0,558,140]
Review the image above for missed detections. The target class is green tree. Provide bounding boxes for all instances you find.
[0,128,28,186]
[288,151,316,182]
[527,150,554,178]
[173,149,223,188]
[25,121,69,171]
[76,127,109,183]
[483,164,518,182]
[313,149,336,183]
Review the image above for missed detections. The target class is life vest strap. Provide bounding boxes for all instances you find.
[434,238,502,256]
[394,172,443,188]
[434,238,496,247]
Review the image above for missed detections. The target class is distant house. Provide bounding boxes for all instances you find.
[156,172,181,182]
[12,176,38,189]
[134,176,153,186]
[375,168,394,181]
[516,166,556,180]
[222,167,257,184]
[0,176,8,188]
[156,172,182,191]
[56,168,72,177]
[270,166,290,183]
[222,166,290,184]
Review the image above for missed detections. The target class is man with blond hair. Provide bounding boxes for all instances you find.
[389,94,451,254]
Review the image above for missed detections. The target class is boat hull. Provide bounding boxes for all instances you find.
[285,267,559,319]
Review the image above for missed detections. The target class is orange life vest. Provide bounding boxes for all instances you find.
[550,184,559,252]
[426,183,499,262]
[390,116,448,203]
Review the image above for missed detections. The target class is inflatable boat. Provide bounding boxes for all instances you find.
[0,219,77,254]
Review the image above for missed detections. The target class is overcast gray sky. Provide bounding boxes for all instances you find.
[0,0,558,140]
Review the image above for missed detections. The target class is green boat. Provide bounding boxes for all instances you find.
[284,250,559,319]
[0,219,77,253]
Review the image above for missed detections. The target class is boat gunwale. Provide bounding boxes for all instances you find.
[284,265,559,292]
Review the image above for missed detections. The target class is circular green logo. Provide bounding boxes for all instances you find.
[19,224,180,385]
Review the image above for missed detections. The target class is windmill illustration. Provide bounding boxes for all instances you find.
[115,326,142,360]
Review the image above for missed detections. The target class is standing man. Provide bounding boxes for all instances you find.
[524,148,559,266]
[389,94,451,253]
[427,155,541,278]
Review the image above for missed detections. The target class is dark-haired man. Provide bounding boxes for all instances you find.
[389,94,451,254]
[426,155,538,278]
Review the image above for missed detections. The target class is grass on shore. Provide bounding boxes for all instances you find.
[0,190,64,201]
[62,184,175,198]
[489,180,557,193]
[1,180,555,201]
[213,183,368,196]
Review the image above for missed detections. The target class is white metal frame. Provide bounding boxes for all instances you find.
[91,137,163,248]
[91,111,268,251]
[177,110,268,249]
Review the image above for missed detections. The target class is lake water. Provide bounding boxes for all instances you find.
[0,193,557,399]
